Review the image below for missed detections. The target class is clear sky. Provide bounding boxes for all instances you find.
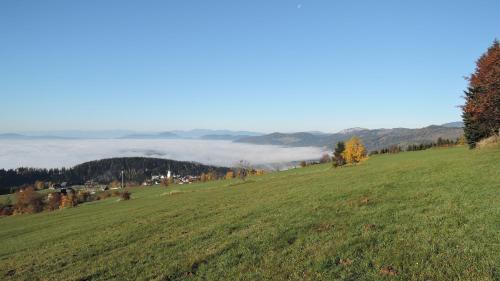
[1,0,499,133]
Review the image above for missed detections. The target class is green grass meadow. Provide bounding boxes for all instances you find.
[0,146,499,280]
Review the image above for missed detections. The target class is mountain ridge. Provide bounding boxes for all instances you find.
[235,125,464,151]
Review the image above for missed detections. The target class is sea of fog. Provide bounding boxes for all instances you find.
[0,139,327,169]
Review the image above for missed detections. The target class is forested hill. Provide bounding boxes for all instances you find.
[0,157,229,194]
[72,157,229,182]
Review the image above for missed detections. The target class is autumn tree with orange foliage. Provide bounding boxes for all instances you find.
[462,39,500,148]
[342,136,367,164]
[46,192,61,211]
[60,194,77,208]
[34,180,44,190]
[14,187,43,214]
[225,170,234,180]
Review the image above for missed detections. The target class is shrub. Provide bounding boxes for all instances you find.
[477,132,500,149]
[120,191,131,201]
[14,187,44,214]
[98,191,112,200]
[237,160,252,181]
[200,173,208,182]
[76,191,92,203]
[207,171,219,181]
[253,169,265,176]
[34,180,45,190]
[110,180,121,189]
[60,194,77,208]
[161,178,170,187]
[320,154,331,164]
[0,205,13,216]
[45,192,61,211]
[0,198,14,216]
[225,171,235,180]
[300,161,307,168]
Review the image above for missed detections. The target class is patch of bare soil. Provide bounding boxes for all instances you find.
[380,266,398,276]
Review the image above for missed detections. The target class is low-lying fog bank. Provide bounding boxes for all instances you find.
[0,139,327,169]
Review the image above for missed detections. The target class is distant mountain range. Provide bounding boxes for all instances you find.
[170,129,263,139]
[440,121,464,128]
[0,123,464,151]
[235,124,464,151]
[0,129,264,140]
[119,132,180,139]
[199,134,251,140]
[0,133,73,140]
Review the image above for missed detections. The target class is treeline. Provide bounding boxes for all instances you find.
[307,136,368,168]
[201,166,265,182]
[0,187,131,217]
[369,137,464,155]
[0,157,229,195]
[311,136,464,167]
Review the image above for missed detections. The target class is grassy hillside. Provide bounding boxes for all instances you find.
[0,146,499,280]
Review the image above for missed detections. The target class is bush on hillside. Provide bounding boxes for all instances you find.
[45,192,61,211]
[76,191,92,204]
[98,191,112,200]
[0,198,13,216]
[253,169,265,176]
[236,169,247,181]
[161,178,170,187]
[120,191,131,201]
[0,205,13,216]
[14,187,44,214]
[60,194,77,208]
[225,170,235,180]
[34,180,45,190]
[320,154,331,164]
[477,132,500,149]
[236,160,252,181]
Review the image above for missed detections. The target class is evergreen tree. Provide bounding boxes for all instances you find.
[333,141,346,167]
[463,87,495,148]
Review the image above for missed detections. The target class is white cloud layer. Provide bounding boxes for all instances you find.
[0,139,326,169]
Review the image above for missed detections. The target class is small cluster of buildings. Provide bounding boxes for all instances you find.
[141,171,200,186]
[41,170,202,192]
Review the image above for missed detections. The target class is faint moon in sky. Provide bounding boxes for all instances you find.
[297,4,302,9]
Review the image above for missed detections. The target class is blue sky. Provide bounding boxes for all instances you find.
[1,0,499,133]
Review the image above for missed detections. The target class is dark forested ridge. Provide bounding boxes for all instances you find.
[0,157,229,194]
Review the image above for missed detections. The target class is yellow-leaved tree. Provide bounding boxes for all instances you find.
[342,136,367,164]
[225,170,234,180]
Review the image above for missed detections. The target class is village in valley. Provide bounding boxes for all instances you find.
[35,170,200,198]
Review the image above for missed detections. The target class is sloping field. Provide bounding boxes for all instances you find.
[0,146,499,280]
